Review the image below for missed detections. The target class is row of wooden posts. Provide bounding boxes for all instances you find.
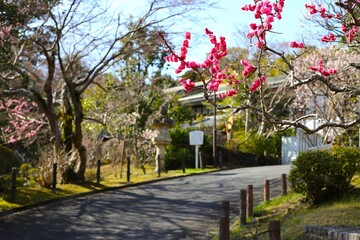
[218,173,287,240]
[8,164,61,202]
[8,155,152,202]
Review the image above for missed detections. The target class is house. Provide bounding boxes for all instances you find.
[163,76,331,163]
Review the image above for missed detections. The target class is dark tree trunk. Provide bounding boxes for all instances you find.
[63,89,74,154]
[71,90,87,181]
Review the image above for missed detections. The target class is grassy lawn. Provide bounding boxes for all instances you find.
[0,164,217,212]
[225,175,360,240]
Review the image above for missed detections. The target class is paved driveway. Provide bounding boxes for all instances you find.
[0,165,291,240]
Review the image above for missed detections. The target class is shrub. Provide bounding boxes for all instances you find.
[165,127,212,170]
[0,145,21,175]
[166,146,193,170]
[289,146,360,204]
[232,129,291,161]
[165,127,194,170]
[0,174,12,192]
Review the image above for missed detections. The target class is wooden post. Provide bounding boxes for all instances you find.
[181,157,186,173]
[247,184,253,217]
[281,174,287,196]
[96,160,101,184]
[157,155,161,177]
[264,179,270,202]
[52,163,57,192]
[240,189,247,226]
[219,201,230,240]
[127,156,131,182]
[9,167,17,202]
[269,220,281,240]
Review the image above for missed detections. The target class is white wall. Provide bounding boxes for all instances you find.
[281,136,298,164]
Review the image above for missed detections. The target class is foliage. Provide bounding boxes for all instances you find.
[231,128,291,160]
[167,95,194,126]
[165,126,212,169]
[19,163,39,188]
[289,146,360,204]
[166,127,194,169]
[0,145,21,175]
[1,0,213,182]
[229,184,360,240]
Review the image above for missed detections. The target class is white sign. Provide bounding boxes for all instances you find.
[189,130,204,146]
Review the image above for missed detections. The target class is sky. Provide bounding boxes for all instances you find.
[183,0,313,61]
[205,0,312,45]
[113,0,316,69]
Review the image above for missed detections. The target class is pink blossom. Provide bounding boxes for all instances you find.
[0,97,45,143]
[188,61,199,68]
[289,41,304,48]
[321,33,336,42]
[205,28,213,35]
[344,26,358,42]
[308,59,337,77]
[249,23,257,30]
[218,89,238,99]
[241,60,256,77]
[305,3,333,19]
[250,75,266,92]
[179,78,195,91]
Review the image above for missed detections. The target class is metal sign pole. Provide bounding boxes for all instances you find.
[195,145,199,169]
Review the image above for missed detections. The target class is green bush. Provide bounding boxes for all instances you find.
[165,127,194,170]
[0,174,12,192]
[165,127,212,170]
[233,129,291,160]
[0,145,21,175]
[289,146,360,204]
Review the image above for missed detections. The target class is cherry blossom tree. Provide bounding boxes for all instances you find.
[161,0,359,139]
[292,46,359,143]
[0,97,46,144]
[0,0,216,182]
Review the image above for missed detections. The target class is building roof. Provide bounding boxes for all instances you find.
[163,75,287,105]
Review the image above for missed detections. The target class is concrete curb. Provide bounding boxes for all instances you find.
[303,226,360,240]
[0,168,224,218]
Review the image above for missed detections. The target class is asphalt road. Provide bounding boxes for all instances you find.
[0,164,291,240]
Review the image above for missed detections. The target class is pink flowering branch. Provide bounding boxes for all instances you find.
[241,0,285,49]
[160,0,359,135]
[308,59,337,77]
[0,97,46,143]
[0,1,49,43]
[305,1,359,43]
[160,29,251,103]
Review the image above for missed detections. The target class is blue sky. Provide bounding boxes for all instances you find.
[205,0,312,45]
[114,0,315,68]
[164,0,315,66]
[183,0,314,61]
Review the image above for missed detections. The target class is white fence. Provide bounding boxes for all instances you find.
[281,130,330,164]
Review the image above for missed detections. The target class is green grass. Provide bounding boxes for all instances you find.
[225,176,360,240]
[0,164,217,212]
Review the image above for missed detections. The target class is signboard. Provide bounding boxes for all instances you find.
[189,130,204,146]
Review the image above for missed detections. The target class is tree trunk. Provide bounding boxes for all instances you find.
[72,90,87,181]
[62,88,73,154]
[59,86,87,183]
